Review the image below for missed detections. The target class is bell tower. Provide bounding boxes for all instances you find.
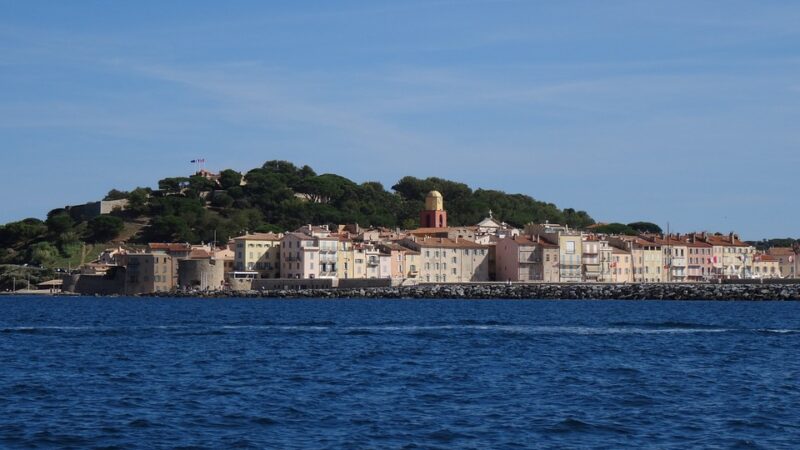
[420,190,447,228]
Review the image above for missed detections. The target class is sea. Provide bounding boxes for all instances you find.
[1,296,799,449]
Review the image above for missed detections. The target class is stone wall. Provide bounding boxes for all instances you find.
[158,282,800,300]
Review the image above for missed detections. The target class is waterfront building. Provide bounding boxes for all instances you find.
[694,232,755,279]
[495,235,559,282]
[336,238,356,279]
[651,236,689,282]
[380,243,420,280]
[685,238,714,282]
[752,254,781,279]
[124,253,176,295]
[582,235,612,282]
[400,236,490,283]
[767,247,797,278]
[495,235,545,282]
[558,233,583,283]
[610,247,633,283]
[232,232,282,278]
[525,223,583,282]
[281,228,339,279]
[610,237,663,283]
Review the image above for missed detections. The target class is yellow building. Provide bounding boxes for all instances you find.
[610,247,633,283]
[400,236,490,283]
[752,255,781,279]
[232,232,283,278]
[611,237,663,282]
[558,233,583,282]
[337,239,356,279]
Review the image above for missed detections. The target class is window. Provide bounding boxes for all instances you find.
[452,257,457,263]
[566,241,575,254]
[452,268,457,275]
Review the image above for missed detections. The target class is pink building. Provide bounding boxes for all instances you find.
[281,232,339,279]
[495,235,558,282]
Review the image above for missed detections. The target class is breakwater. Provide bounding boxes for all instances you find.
[160,283,800,300]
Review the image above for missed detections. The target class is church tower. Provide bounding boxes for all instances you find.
[420,190,447,228]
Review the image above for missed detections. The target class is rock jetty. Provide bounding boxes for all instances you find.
[158,283,800,301]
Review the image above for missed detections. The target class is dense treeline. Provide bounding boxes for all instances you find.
[0,160,595,267]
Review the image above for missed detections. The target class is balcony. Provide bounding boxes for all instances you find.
[669,258,687,267]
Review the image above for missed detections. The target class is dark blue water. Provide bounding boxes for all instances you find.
[1,297,799,449]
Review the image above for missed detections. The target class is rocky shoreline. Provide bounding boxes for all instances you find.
[155,283,800,301]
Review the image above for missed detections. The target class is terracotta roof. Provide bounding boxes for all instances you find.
[407,237,488,249]
[283,232,317,240]
[148,243,191,252]
[232,232,283,241]
[189,249,211,259]
[768,247,796,256]
[411,226,478,234]
[612,247,630,255]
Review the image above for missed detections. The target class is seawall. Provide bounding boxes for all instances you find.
[159,283,800,300]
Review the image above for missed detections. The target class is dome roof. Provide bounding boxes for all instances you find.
[424,190,444,211]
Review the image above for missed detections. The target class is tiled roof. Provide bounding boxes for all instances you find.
[148,243,191,252]
[232,232,283,241]
[768,247,796,256]
[408,237,488,249]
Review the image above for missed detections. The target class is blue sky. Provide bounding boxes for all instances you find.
[1,0,798,239]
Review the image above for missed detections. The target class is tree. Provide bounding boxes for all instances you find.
[627,222,662,234]
[104,189,129,200]
[158,177,190,193]
[210,191,234,209]
[0,219,48,247]
[218,169,243,190]
[127,187,150,216]
[27,242,59,266]
[87,216,124,242]
[46,212,74,234]
[591,223,638,235]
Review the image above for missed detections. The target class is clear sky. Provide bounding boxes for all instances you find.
[1,0,798,239]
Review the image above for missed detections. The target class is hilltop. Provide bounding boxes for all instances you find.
[0,160,594,269]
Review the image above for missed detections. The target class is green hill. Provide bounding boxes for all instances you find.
[0,160,594,268]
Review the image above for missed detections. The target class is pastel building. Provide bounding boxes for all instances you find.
[232,232,282,278]
[767,247,797,278]
[652,236,688,282]
[281,230,339,279]
[698,233,755,279]
[337,239,356,279]
[685,239,714,282]
[380,243,421,280]
[610,237,663,283]
[752,254,781,279]
[495,235,559,282]
[610,247,633,283]
[558,233,583,283]
[582,236,612,282]
[124,253,176,295]
[400,236,490,283]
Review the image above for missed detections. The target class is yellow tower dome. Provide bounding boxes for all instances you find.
[425,190,444,211]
